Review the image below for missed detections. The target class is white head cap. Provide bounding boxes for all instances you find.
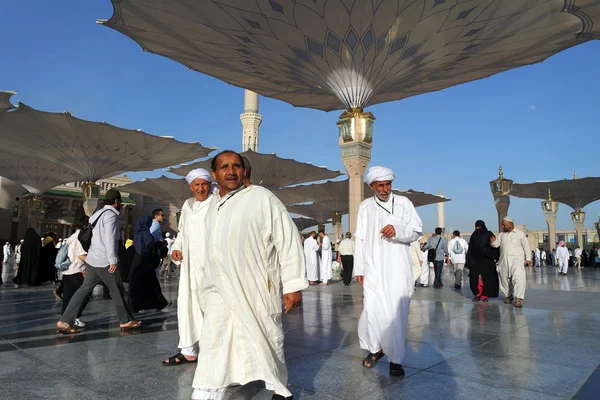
[503,216,514,223]
[185,168,212,185]
[165,232,171,238]
[365,166,395,185]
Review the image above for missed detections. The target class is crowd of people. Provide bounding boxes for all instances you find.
[2,150,600,400]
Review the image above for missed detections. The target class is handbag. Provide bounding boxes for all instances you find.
[427,236,442,263]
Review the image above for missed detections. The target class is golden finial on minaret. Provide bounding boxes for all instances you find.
[547,189,552,201]
[498,165,504,178]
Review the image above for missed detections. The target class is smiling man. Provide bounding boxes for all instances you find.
[354,166,423,377]
[191,150,307,400]
[162,168,213,367]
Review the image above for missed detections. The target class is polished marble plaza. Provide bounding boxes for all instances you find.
[1,263,599,400]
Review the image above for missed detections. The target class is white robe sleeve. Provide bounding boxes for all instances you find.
[391,198,422,244]
[171,208,184,256]
[490,233,502,249]
[353,203,367,276]
[272,209,309,295]
[522,233,532,262]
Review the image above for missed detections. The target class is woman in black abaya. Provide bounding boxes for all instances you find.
[40,233,58,283]
[12,228,43,286]
[128,216,170,312]
[466,220,500,301]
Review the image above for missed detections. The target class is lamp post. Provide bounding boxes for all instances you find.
[338,108,374,234]
[541,189,559,251]
[332,211,342,250]
[594,215,600,244]
[28,196,44,234]
[489,165,513,231]
[571,209,586,248]
[82,182,100,217]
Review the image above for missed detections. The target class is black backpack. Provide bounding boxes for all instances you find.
[78,210,109,252]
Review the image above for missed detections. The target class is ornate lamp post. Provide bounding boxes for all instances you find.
[28,196,44,234]
[338,108,374,233]
[541,189,559,251]
[571,209,586,248]
[489,165,513,231]
[82,182,101,216]
[594,215,600,244]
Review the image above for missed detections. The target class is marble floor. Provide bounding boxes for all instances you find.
[1,263,599,400]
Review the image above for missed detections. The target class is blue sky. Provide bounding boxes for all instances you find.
[2,1,599,233]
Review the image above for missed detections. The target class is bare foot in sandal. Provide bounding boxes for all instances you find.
[162,352,197,366]
[120,320,142,330]
[56,321,80,334]
[362,350,385,368]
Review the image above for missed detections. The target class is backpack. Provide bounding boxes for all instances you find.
[55,242,71,271]
[427,237,442,262]
[78,210,109,252]
[452,240,464,254]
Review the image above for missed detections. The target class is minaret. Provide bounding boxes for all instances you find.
[437,191,446,233]
[240,90,262,152]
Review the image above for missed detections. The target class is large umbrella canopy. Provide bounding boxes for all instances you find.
[116,175,193,209]
[100,0,600,111]
[0,103,216,182]
[292,216,321,231]
[274,180,449,209]
[0,91,16,112]
[169,150,343,190]
[287,203,335,224]
[512,177,600,211]
[0,153,82,196]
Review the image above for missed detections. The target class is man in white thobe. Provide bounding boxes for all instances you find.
[557,241,569,275]
[447,230,469,289]
[534,248,541,268]
[162,168,212,366]
[574,246,583,268]
[192,151,307,400]
[304,231,319,285]
[318,229,332,284]
[354,166,423,377]
[491,216,531,308]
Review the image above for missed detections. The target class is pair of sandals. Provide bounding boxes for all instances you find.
[504,296,523,308]
[56,320,142,335]
[362,351,405,377]
[162,352,198,366]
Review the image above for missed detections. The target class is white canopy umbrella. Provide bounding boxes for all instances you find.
[116,175,193,209]
[292,216,321,232]
[0,91,16,112]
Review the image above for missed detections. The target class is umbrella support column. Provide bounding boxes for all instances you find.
[542,190,559,251]
[571,210,585,249]
[338,108,374,234]
[28,196,44,235]
[82,182,101,217]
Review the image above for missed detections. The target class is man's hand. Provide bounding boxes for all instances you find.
[490,235,496,243]
[283,291,302,314]
[108,264,118,274]
[380,225,396,239]
[525,260,532,267]
[172,250,183,262]
[357,275,364,286]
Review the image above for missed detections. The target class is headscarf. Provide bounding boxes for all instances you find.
[365,166,395,185]
[42,236,55,247]
[125,238,134,249]
[134,216,155,256]
[185,168,212,184]
[12,228,42,285]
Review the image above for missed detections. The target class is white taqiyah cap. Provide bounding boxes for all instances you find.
[365,166,395,185]
[185,168,212,185]
[503,216,513,223]
[165,232,170,238]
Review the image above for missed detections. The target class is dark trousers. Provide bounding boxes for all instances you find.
[60,264,133,325]
[433,261,444,287]
[341,255,354,285]
[61,272,89,318]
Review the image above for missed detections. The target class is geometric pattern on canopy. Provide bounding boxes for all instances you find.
[287,203,335,224]
[0,153,83,196]
[101,0,600,111]
[511,177,600,211]
[0,103,216,182]
[0,91,16,112]
[168,150,343,190]
[292,216,322,231]
[116,175,193,209]
[273,179,449,211]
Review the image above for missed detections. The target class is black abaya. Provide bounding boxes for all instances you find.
[40,240,58,283]
[466,226,500,298]
[12,228,42,286]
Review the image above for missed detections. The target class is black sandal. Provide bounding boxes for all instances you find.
[162,352,198,366]
[271,395,293,400]
[390,362,405,377]
[362,351,385,368]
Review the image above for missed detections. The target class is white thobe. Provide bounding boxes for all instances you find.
[534,248,541,267]
[320,236,332,282]
[193,185,308,397]
[491,229,531,299]
[410,240,423,281]
[354,194,423,364]
[419,250,430,285]
[170,196,211,353]
[304,237,319,281]
[557,246,569,274]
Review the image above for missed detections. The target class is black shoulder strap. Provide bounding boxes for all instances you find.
[434,236,442,251]
[91,210,110,228]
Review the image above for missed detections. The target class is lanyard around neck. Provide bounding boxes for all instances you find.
[375,195,394,215]
[217,185,246,211]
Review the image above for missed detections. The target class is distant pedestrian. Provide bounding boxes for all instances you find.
[338,232,355,286]
[422,228,448,288]
[447,230,468,289]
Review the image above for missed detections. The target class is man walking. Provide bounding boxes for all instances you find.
[491,216,531,308]
[354,166,423,377]
[338,232,355,286]
[318,229,332,285]
[191,151,307,400]
[56,189,140,334]
[304,231,319,285]
[447,230,468,289]
[423,228,448,288]
[574,246,583,268]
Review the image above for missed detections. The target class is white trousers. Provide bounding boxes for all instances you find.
[558,260,569,274]
[499,262,526,299]
[453,263,464,286]
[575,256,581,268]
[419,261,430,285]
[181,343,199,357]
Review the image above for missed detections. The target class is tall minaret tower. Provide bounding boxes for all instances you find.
[240,90,262,152]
